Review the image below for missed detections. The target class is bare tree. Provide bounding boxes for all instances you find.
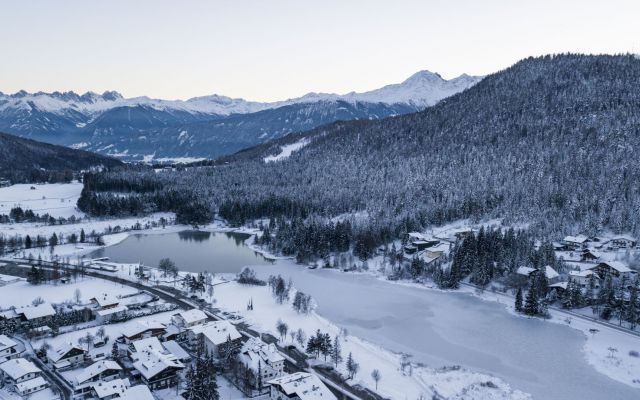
[276,319,288,342]
[74,288,82,304]
[371,369,381,390]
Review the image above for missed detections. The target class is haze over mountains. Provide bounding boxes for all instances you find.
[0,71,480,161]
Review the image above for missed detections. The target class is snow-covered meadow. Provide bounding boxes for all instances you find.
[0,182,85,219]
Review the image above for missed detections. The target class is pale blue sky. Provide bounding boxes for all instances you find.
[1,0,638,101]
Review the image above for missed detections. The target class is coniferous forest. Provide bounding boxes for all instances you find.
[78,54,640,259]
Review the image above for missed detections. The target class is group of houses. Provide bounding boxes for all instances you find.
[0,357,50,397]
[12,306,336,400]
[403,230,461,266]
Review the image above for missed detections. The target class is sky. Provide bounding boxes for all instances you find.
[1,0,639,102]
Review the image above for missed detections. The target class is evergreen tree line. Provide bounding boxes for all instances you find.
[442,227,560,289]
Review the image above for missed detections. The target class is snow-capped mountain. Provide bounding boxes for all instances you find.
[0,71,481,160]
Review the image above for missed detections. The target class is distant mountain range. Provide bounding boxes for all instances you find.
[0,71,481,161]
[0,131,121,183]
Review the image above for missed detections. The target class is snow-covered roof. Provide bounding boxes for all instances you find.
[563,234,589,244]
[131,337,164,354]
[428,243,450,253]
[173,309,208,325]
[18,303,55,320]
[0,358,41,380]
[408,232,427,240]
[15,376,47,393]
[240,337,284,372]
[516,266,536,276]
[544,265,559,280]
[0,309,19,320]
[91,378,130,399]
[75,360,122,385]
[49,343,84,363]
[549,282,568,290]
[132,349,184,380]
[188,320,241,345]
[268,372,336,400]
[162,340,190,361]
[90,293,120,308]
[598,261,632,273]
[119,385,154,400]
[121,320,165,339]
[0,274,20,284]
[569,269,594,278]
[0,334,17,351]
[96,305,128,317]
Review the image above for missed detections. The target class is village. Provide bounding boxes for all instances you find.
[0,257,346,400]
[401,227,639,323]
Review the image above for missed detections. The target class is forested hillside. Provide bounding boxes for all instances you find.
[79,54,640,257]
[0,132,122,183]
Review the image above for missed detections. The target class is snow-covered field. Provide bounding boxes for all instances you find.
[0,182,85,219]
[0,278,137,309]
[264,138,310,163]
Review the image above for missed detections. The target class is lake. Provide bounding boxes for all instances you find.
[88,230,273,273]
[94,231,639,400]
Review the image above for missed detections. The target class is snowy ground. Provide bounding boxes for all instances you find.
[213,281,531,400]
[264,138,310,163]
[0,277,137,309]
[0,182,85,219]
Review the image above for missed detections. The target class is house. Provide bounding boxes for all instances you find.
[239,337,285,388]
[403,244,417,255]
[569,270,598,288]
[90,293,121,310]
[131,348,184,390]
[0,357,41,383]
[0,335,20,362]
[580,249,600,262]
[0,274,20,286]
[14,376,49,397]
[516,266,537,277]
[543,265,560,283]
[162,340,191,363]
[119,385,155,400]
[121,320,166,343]
[71,360,123,398]
[562,235,590,249]
[128,337,165,356]
[267,372,336,400]
[96,305,129,323]
[548,281,568,295]
[187,320,242,357]
[17,303,56,325]
[90,378,130,400]
[606,235,637,249]
[48,343,86,369]
[591,261,635,280]
[425,243,451,258]
[421,252,442,266]
[0,358,48,396]
[172,309,208,328]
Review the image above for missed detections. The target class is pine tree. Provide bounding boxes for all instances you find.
[524,280,539,316]
[331,335,343,367]
[346,352,359,379]
[515,287,523,312]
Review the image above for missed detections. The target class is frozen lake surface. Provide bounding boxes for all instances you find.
[99,231,639,399]
[88,230,272,273]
